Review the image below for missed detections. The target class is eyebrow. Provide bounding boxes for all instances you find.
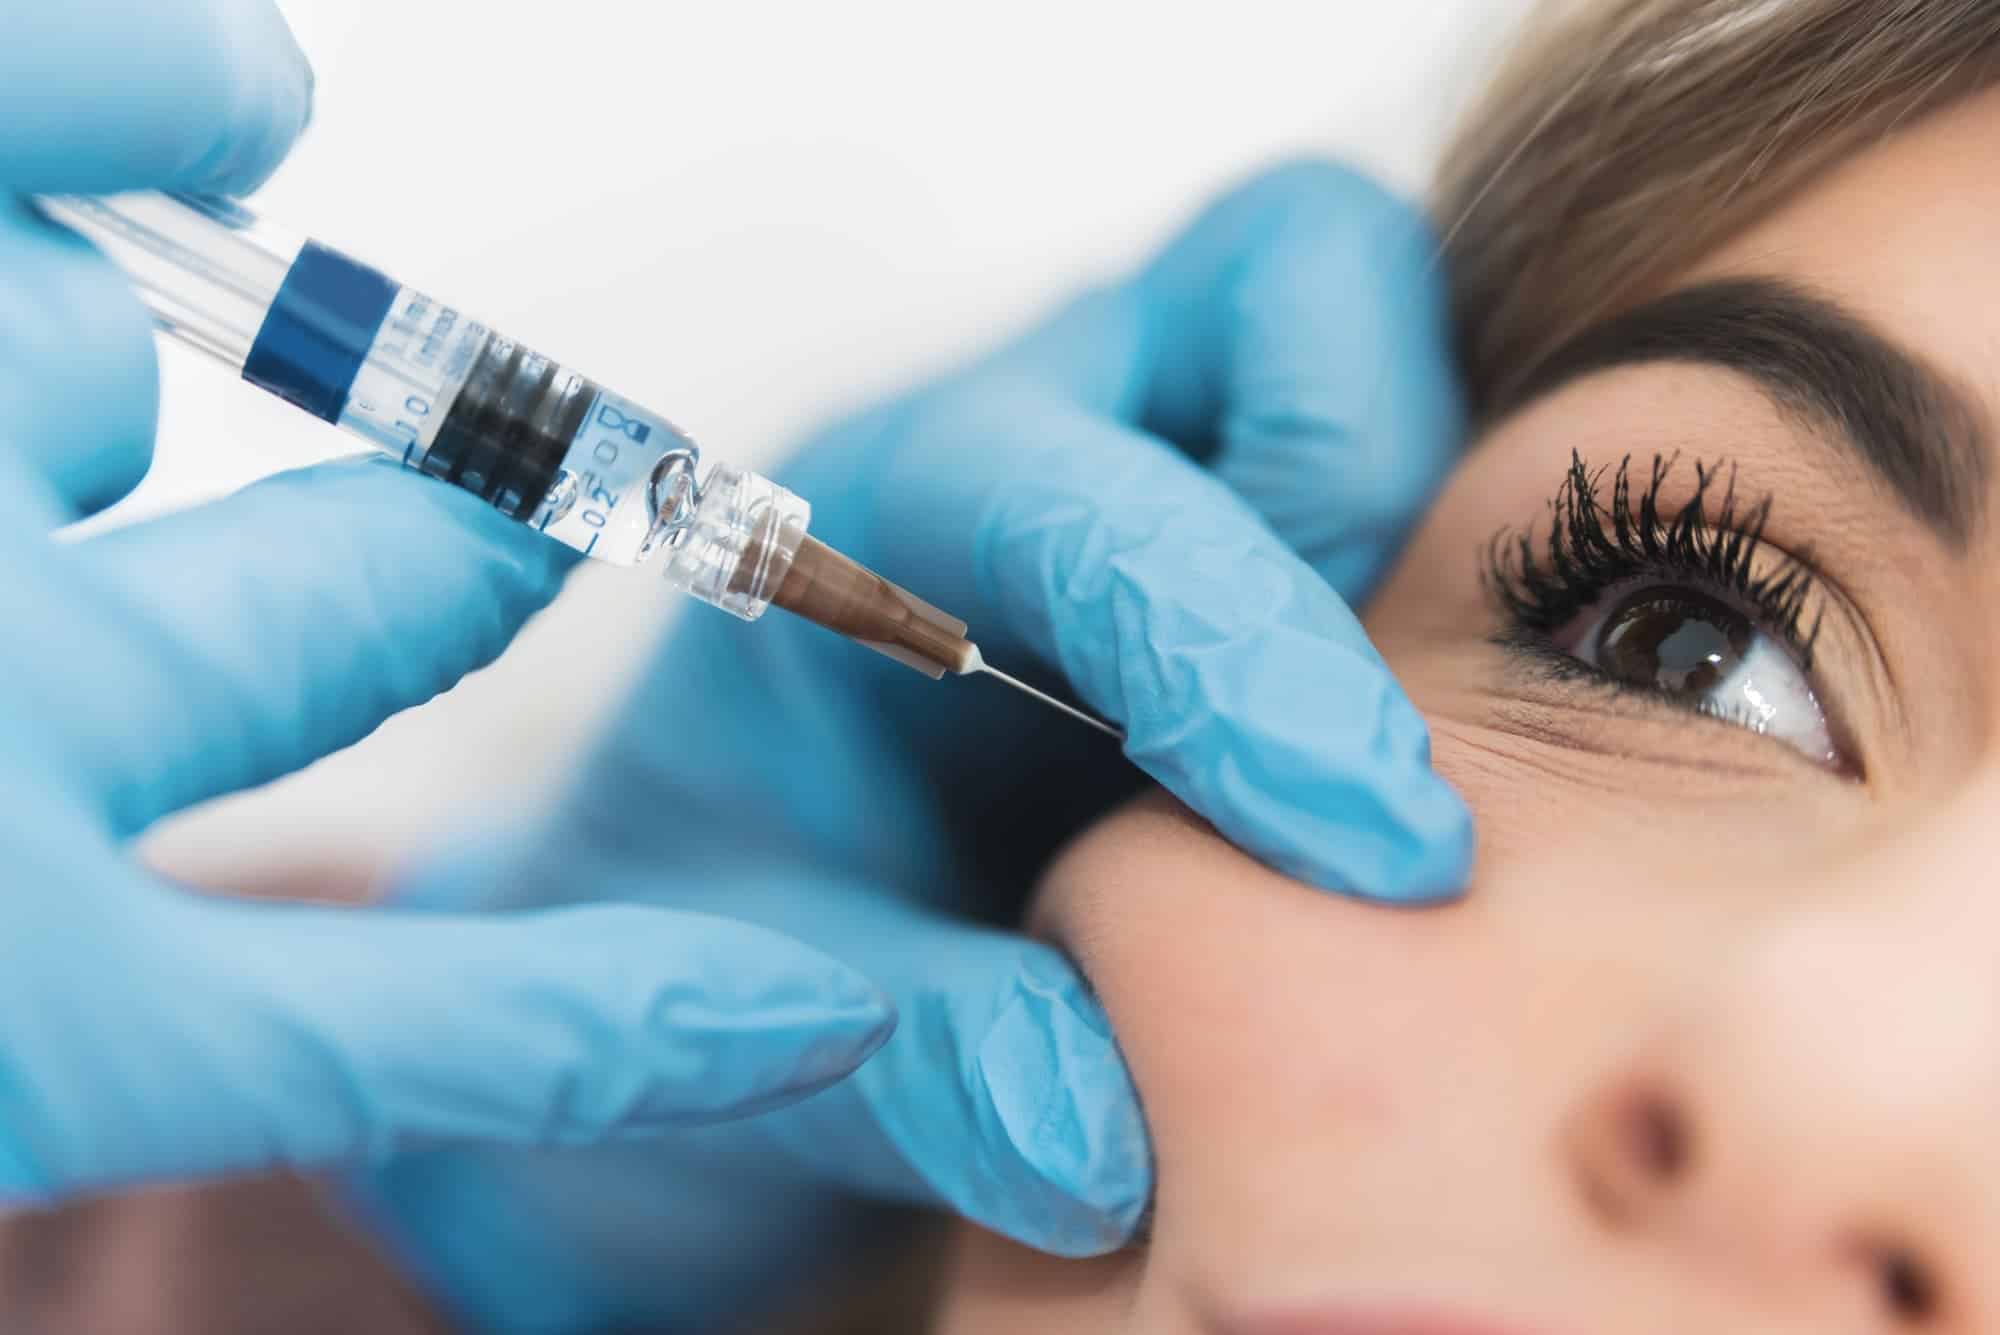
[1512,278,1991,548]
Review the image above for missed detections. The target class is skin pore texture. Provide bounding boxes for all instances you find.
[936,87,2000,1335]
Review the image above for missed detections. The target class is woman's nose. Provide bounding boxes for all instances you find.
[1560,886,2000,1329]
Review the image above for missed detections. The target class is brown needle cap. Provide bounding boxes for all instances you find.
[769,535,976,678]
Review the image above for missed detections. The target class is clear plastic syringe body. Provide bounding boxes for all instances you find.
[39,191,814,623]
[35,191,1134,735]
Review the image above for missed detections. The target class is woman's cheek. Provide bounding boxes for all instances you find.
[1030,794,1507,1240]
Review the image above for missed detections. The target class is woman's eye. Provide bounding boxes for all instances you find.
[1558,584,1839,766]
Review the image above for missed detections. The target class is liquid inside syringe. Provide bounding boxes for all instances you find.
[37,191,1120,736]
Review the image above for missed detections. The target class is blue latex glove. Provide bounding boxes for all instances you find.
[354,161,1473,1332]
[0,0,892,1204]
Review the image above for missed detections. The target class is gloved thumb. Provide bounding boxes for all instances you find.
[0,880,892,1199]
[652,872,1152,1257]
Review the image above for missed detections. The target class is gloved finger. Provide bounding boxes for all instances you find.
[819,386,1470,900]
[0,0,313,195]
[567,867,1150,1258]
[0,201,160,520]
[1143,161,1463,600]
[996,160,1464,604]
[59,458,574,836]
[757,921,1146,1255]
[0,881,893,1199]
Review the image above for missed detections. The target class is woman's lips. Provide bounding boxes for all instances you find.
[1223,1307,1554,1335]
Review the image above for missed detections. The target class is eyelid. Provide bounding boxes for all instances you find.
[1736,537,1903,756]
[1548,573,1752,657]
[1550,577,1842,769]
[1692,542,1889,773]
[1475,685,1828,788]
[1483,452,1893,777]
[1501,540,1847,762]
[1554,571,1814,680]
[1492,629,1863,781]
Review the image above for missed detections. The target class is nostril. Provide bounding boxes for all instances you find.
[1854,1242,1942,1327]
[1622,1088,1693,1183]
[1880,1251,1938,1322]
[1568,1078,1698,1230]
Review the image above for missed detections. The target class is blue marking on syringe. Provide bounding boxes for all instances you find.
[242,241,399,422]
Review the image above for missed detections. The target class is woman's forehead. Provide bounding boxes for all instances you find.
[1683,87,2000,486]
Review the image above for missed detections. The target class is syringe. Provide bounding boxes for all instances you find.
[39,191,1118,739]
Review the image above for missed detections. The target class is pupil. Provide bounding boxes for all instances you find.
[1596,588,1752,694]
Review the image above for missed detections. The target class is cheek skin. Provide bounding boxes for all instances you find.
[1027,794,1564,1296]
[1033,795,1428,1167]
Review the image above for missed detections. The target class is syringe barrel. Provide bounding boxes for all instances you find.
[37,193,297,374]
[37,191,807,620]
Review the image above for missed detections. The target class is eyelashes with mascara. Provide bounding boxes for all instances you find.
[1481,451,1849,770]
[1484,451,1823,667]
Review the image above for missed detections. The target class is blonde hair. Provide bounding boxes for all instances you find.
[1436,0,2000,420]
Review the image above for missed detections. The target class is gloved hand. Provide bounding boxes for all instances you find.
[0,0,892,1204]
[354,160,1473,1332]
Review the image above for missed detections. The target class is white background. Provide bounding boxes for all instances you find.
[131,0,1539,881]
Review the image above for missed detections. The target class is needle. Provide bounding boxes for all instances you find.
[962,645,1124,741]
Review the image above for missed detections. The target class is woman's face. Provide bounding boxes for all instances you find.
[936,88,2000,1335]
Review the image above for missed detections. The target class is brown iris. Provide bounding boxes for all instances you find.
[1594,588,1752,694]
